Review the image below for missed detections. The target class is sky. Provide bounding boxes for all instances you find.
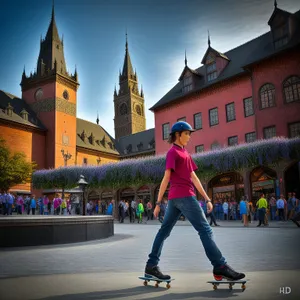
[0,0,299,138]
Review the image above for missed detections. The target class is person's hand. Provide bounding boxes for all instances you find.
[206,201,213,214]
[153,205,160,218]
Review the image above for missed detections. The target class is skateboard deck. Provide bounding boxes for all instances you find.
[207,279,247,291]
[138,276,174,289]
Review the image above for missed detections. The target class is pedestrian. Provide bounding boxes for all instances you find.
[256,193,268,227]
[137,199,144,223]
[239,197,248,227]
[30,195,36,215]
[143,121,245,281]
[276,195,285,221]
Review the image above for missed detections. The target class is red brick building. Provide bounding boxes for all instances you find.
[150,3,300,201]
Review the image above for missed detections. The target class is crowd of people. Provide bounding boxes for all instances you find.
[1,191,299,228]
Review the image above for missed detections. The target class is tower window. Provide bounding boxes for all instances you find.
[120,103,128,115]
[63,90,69,100]
[182,76,193,93]
[135,105,142,115]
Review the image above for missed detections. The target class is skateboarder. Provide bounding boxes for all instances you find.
[144,121,245,281]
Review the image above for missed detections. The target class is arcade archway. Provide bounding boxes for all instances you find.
[250,166,277,202]
[284,162,300,197]
[208,172,244,201]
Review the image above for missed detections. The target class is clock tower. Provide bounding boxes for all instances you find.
[114,34,146,139]
[20,4,79,168]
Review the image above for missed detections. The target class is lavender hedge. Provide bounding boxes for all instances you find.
[32,137,300,190]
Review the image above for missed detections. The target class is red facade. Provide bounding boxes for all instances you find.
[152,6,300,155]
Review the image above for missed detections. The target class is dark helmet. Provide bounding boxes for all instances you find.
[170,121,195,135]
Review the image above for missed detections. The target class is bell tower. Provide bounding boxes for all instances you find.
[20,3,79,168]
[114,33,146,139]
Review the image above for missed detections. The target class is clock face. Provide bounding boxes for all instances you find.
[135,105,142,115]
[63,90,69,100]
[35,88,43,101]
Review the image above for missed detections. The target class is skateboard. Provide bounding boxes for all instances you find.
[138,276,174,289]
[207,279,247,291]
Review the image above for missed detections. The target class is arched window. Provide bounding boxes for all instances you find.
[283,76,300,103]
[259,84,275,109]
[119,103,128,115]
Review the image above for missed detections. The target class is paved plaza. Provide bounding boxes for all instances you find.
[0,220,299,300]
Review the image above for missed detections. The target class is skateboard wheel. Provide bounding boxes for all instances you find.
[143,281,148,286]
[229,284,233,290]
[155,283,159,288]
[242,284,246,291]
[166,283,171,289]
[213,284,217,290]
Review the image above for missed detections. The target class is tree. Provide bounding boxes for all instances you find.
[0,138,36,192]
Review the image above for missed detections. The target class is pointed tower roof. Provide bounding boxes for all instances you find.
[122,32,135,78]
[45,1,60,41]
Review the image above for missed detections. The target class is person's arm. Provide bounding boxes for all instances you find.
[156,169,171,204]
[191,172,210,201]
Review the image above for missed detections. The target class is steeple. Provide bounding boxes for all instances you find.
[36,2,67,76]
[208,30,211,47]
[184,50,187,66]
[274,0,277,9]
[122,32,134,78]
[45,1,60,42]
[140,85,144,98]
[96,111,99,125]
[114,84,117,96]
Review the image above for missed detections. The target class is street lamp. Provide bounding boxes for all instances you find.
[77,174,88,216]
[61,149,72,166]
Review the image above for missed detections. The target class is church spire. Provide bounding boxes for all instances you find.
[184,50,187,66]
[45,0,59,42]
[96,111,99,125]
[208,30,211,47]
[122,31,134,78]
[274,0,277,8]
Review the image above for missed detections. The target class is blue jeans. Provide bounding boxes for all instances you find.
[147,196,226,268]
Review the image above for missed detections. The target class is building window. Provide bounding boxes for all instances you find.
[195,145,204,153]
[283,76,300,103]
[260,83,275,109]
[182,76,193,93]
[263,126,276,139]
[273,23,289,49]
[288,122,300,138]
[83,158,88,166]
[209,108,219,126]
[194,113,202,130]
[207,71,217,82]
[243,97,254,117]
[207,62,216,73]
[245,132,256,143]
[177,117,186,122]
[226,102,236,122]
[228,136,238,146]
[162,123,170,140]
[211,142,220,150]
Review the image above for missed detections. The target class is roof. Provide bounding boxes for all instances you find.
[115,128,155,157]
[150,8,300,112]
[201,46,230,64]
[0,90,46,130]
[76,118,119,155]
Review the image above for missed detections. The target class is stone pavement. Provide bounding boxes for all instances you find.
[0,222,299,300]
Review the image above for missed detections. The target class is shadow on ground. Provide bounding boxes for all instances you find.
[39,286,244,300]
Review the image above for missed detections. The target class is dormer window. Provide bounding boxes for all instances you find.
[6,103,13,117]
[20,109,29,121]
[182,76,193,93]
[273,22,289,49]
[207,62,216,73]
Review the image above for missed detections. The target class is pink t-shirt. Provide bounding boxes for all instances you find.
[166,144,198,200]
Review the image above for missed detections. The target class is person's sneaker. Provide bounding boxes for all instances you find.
[145,265,171,280]
[213,264,245,281]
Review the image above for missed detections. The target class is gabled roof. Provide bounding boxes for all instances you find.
[76,118,119,155]
[201,46,230,64]
[0,90,46,130]
[150,8,300,112]
[268,7,292,25]
[178,65,202,81]
[114,128,155,157]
